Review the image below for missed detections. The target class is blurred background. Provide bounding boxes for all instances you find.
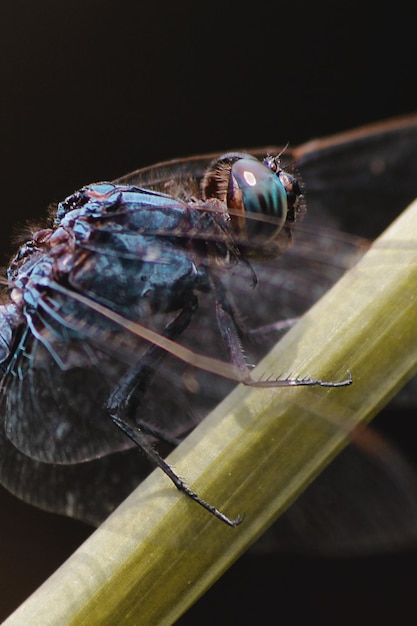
[1,1,416,623]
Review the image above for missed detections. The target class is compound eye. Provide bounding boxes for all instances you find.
[228,157,288,244]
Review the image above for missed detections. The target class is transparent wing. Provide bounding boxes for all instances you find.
[118,112,417,238]
[1,113,417,550]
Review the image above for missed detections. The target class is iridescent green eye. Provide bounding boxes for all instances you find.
[228,156,288,243]
[201,152,302,256]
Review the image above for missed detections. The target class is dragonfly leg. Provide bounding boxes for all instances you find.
[106,297,197,443]
[213,277,352,388]
[106,296,241,526]
[213,277,252,376]
[110,413,241,527]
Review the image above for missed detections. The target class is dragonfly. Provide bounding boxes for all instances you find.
[1,113,417,551]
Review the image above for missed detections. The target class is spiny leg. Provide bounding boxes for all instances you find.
[213,276,352,388]
[106,297,241,526]
[111,414,241,527]
[106,298,197,444]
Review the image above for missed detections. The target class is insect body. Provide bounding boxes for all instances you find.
[2,113,417,537]
[0,153,348,526]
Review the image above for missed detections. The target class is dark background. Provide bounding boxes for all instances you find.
[1,1,417,623]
